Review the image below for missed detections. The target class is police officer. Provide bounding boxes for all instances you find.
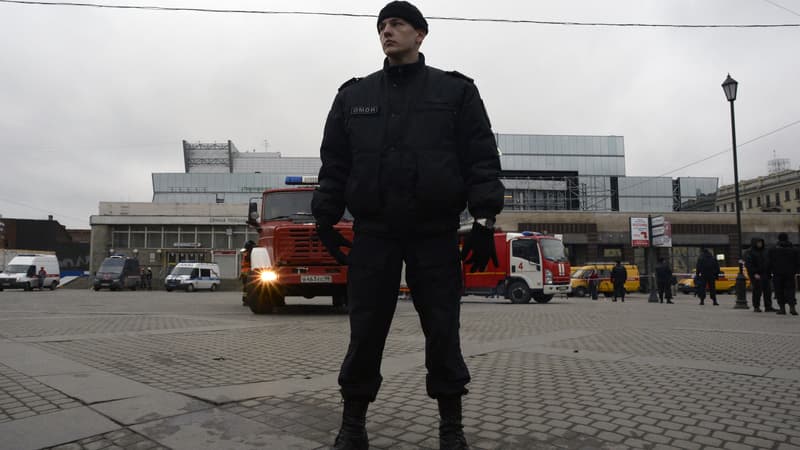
[655,257,674,304]
[767,233,799,316]
[611,261,627,302]
[311,2,503,448]
[695,248,720,306]
[745,237,772,312]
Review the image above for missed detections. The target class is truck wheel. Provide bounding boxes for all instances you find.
[534,294,554,304]
[25,282,32,291]
[49,281,57,291]
[507,281,531,304]
[573,286,586,298]
[248,292,273,314]
[210,283,217,292]
[165,287,173,292]
[186,284,195,292]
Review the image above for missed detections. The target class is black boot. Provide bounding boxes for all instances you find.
[333,399,369,450]
[790,304,798,316]
[438,396,469,450]
[777,304,786,315]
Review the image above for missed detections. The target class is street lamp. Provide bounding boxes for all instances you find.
[722,74,748,309]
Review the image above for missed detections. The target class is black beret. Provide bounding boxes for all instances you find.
[377,1,428,33]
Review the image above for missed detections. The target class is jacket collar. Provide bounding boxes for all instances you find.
[383,53,425,78]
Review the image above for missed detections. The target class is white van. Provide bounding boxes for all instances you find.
[0,254,60,291]
[165,262,221,292]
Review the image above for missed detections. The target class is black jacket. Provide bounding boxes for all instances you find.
[696,251,720,279]
[655,261,672,283]
[312,54,504,236]
[611,265,627,285]
[767,239,799,276]
[745,238,769,278]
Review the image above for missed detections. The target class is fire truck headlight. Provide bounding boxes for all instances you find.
[545,269,553,284]
[259,270,278,283]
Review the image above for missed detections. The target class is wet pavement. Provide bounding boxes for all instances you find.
[0,288,798,449]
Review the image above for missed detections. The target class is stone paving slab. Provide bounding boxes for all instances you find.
[89,392,211,426]
[0,315,227,338]
[0,407,119,450]
[0,363,83,424]
[35,371,160,405]
[131,408,322,450]
[44,428,168,450]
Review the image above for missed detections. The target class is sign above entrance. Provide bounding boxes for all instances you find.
[173,242,202,248]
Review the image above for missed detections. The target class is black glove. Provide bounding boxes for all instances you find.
[461,221,498,273]
[316,224,351,265]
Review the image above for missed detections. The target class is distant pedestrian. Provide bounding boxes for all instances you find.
[695,248,720,306]
[767,233,799,316]
[611,261,627,302]
[745,237,773,312]
[37,266,47,290]
[588,268,599,300]
[655,257,673,304]
[145,267,153,290]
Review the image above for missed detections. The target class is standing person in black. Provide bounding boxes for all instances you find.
[767,233,799,316]
[655,257,674,304]
[695,248,720,306]
[311,2,504,449]
[745,237,773,312]
[611,261,627,302]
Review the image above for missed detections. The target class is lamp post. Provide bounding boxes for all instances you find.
[722,74,748,309]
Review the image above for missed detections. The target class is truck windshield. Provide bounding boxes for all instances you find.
[3,264,30,274]
[262,191,352,222]
[98,259,124,274]
[540,239,568,262]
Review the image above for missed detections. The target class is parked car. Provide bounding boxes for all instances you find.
[93,255,141,291]
[165,262,221,292]
[677,267,750,294]
[0,254,60,291]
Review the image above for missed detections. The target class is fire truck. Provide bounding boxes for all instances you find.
[462,231,571,303]
[243,176,353,314]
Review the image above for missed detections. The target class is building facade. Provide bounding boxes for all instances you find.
[97,135,795,280]
[715,169,800,214]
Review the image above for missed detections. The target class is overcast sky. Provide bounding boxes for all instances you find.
[1,0,799,229]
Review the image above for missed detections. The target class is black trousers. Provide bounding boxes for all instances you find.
[773,274,797,306]
[613,282,625,300]
[697,277,717,301]
[751,276,773,309]
[339,231,470,401]
[657,280,671,301]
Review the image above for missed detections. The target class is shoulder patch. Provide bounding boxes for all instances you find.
[445,71,474,84]
[338,77,363,91]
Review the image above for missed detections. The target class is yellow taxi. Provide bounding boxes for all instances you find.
[570,263,640,297]
[676,267,750,294]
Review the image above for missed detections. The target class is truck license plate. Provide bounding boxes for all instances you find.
[301,275,332,283]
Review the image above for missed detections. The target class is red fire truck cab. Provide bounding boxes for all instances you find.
[462,231,571,303]
[243,177,352,314]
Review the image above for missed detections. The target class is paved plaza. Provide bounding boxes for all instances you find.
[0,287,798,450]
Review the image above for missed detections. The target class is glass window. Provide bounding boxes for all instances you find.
[213,232,230,249]
[512,239,539,263]
[796,188,800,199]
[112,232,129,249]
[775,193,780,205]
[197,233,212,249]
[200,268,211,277]
[766,196,771,207]
[747,198,752,209]
[164,230,179,248]
[146,229,162,248]
[130,232,145,248]
[540,238,567,261]
[722,204,727,212]
[757,197,762,206]
[785,190,790,201]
